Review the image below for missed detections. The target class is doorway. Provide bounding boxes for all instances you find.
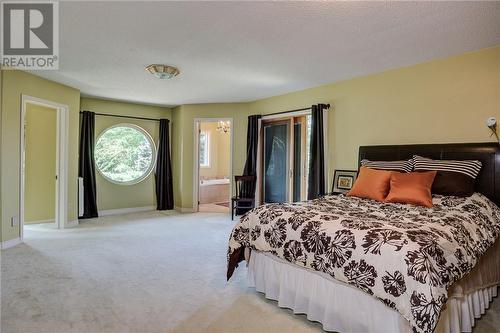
[20,95,69,239]
[194,118,233,213]
[261,114,310,204]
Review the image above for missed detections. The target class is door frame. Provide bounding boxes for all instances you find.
[256,109,328,205]
[193,118,233,212]
[294,116,308,201]
[258,111,311,205]
[20,95,69,239]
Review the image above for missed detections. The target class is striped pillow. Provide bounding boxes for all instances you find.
[413,155,482,196]
[360,159,414,173]
[413,156,482,178]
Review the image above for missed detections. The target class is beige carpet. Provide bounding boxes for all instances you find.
[1,211,499,333]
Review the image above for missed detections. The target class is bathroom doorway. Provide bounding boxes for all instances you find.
[194,118,233,213]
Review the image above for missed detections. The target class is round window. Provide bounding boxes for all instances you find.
[95,124,156,185]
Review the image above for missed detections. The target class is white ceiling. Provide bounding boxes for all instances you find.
[31,1,500,107]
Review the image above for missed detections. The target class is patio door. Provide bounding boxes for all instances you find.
[262,116,309,204]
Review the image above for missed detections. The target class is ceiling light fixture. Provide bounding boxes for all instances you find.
[145,64,180,79]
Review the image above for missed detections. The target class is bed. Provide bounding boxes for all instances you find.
[227,142,500,333]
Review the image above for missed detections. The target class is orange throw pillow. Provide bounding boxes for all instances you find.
[347,167,393,202]
[385,171,437,208]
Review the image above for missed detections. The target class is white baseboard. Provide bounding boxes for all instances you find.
[66,219,79,228]
[1,237,22,250]
[174,206,196,213]
[98,205,156,217]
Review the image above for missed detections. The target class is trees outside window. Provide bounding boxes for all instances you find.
[95,124,156,185]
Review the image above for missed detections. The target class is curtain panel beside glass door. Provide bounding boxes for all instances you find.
[241,115,261,201]
[307,104,329,200]
[78,111,98,218]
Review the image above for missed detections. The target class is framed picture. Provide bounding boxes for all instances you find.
[332,170,358,194]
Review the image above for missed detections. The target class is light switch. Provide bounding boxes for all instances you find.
[11,216,19,226]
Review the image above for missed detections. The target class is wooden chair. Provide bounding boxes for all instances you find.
[231,175,256,220]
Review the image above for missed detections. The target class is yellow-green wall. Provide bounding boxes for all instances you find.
[80,97,172,211]
[0,69,3,241]
[0,69,4,242]
[1,70,80,242]
[199,122,230,179]
[248,46,500,189]
[171,103,249,209]
[24,103,57,223]
[172,46,500,210]
[1,45,499,240]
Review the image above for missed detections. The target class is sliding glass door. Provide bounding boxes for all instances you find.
[263,121,290,203]
[262,115,310,204]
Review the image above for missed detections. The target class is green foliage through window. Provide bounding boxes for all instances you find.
[95,125,155,184]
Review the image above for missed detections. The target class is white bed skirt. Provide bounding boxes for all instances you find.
[248,251,498,333]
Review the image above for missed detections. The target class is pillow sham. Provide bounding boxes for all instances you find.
[385,171,437,208]
[413,155,482,197]
[360,159,413,173]
[347,167,392,202]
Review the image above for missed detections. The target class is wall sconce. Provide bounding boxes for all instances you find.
[486,117,499,143]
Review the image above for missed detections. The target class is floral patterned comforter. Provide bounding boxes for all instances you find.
[227,193,500,333]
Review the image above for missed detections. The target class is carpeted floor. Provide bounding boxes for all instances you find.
[1,211,499,333]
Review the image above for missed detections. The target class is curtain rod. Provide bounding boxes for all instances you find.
[80,111,160,122]
[264,104,330,117]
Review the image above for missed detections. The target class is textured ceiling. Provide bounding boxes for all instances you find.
[31,1,500,107]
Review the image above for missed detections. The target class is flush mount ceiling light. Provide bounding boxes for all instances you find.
[145,64,180,79]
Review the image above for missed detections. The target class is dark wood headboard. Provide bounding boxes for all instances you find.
[358,142,500,205]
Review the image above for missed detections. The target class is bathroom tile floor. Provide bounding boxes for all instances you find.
[199,203,230,213]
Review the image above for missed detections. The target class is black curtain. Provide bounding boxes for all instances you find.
[241,115,261,198]
[78,111,98,218]
[155,119,174,210]
[307,104,329,200]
